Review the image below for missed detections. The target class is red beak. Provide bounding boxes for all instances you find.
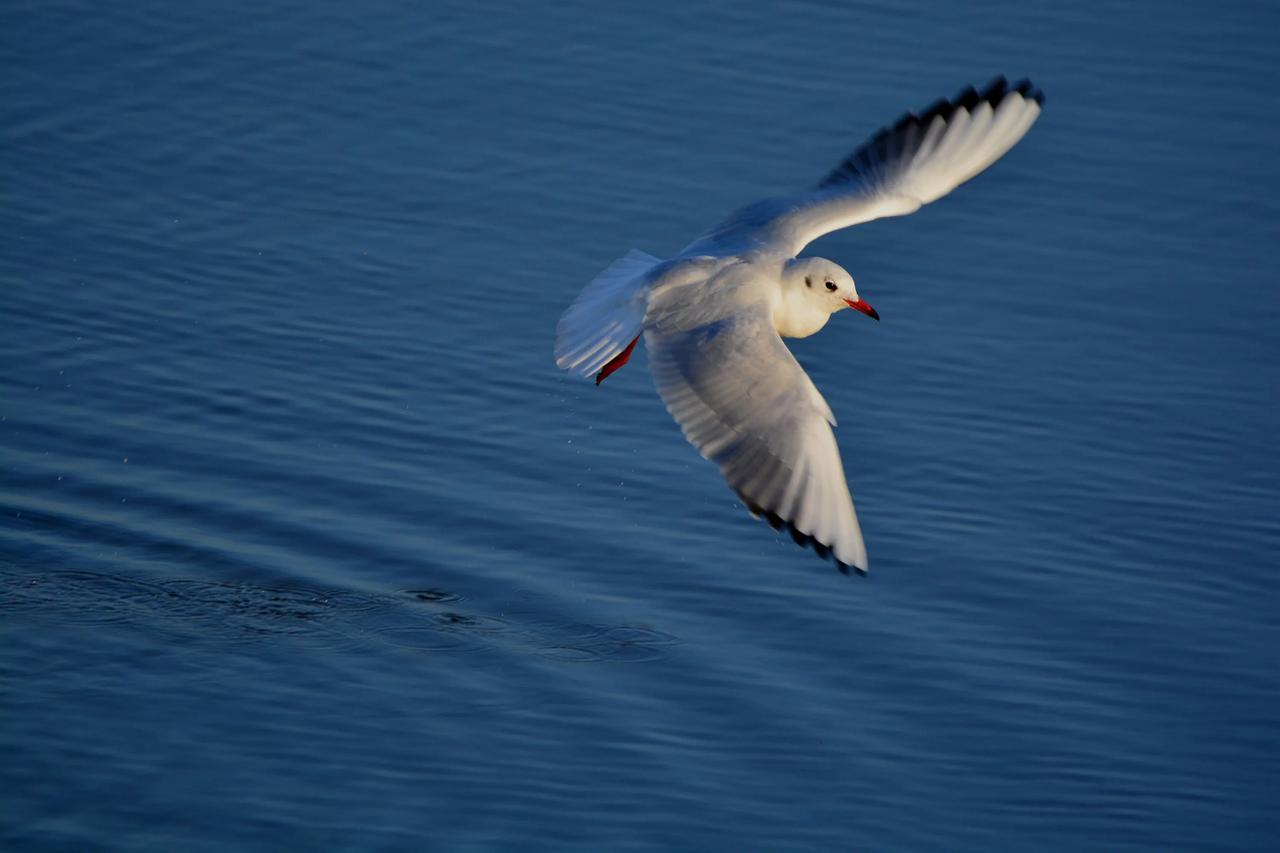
[844,298,880,321]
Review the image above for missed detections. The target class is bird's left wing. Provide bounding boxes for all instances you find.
[644,272,867,572]
[684,77,1043,258]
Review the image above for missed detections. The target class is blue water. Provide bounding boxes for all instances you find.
[4,1,1279,849]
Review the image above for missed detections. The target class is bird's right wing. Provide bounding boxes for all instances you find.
[644,273,867,572]
[683,77,1044,258]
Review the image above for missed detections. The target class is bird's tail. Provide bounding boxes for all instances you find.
[555,249,661,380]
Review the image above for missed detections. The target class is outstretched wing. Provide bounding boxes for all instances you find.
[644,272,867,573]
[684,77,1044,258]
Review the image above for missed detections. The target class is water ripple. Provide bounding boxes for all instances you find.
[0,567,680,663]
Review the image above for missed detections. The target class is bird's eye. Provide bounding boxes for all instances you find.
[825,281,837,292]
[804,276,812,287]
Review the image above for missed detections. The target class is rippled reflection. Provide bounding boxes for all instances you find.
[1,568,680,662]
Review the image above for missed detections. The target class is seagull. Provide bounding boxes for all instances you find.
[555,77,1044,575]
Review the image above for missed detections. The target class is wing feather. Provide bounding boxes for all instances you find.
[644,274,867,572]
[682,77,1044,258]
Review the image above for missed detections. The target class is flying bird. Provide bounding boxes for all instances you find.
[555,77,1044,574]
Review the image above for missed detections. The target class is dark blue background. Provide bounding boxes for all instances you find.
[3,1,1278,849]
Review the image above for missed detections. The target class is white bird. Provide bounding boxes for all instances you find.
[555,77,1044,574]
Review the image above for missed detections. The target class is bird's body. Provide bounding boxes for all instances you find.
[556,78,1044,574]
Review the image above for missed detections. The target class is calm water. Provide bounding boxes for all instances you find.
[3,1,1279,849]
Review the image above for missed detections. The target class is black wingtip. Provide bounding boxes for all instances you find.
[1012,77,1046,105]
[737,495,867,577]
[953,76,1045,112]
[973,75,1046,108]
[891,111,919,133]
[980,75,1009,102]
[921,96,952,122]
[815,75,1045,192]
[954,85,980,111]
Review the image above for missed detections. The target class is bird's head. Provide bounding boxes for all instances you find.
[784,257,879,321]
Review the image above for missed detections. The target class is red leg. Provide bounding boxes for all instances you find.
[595,335,640,386]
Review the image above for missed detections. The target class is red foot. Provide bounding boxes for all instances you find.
[595,335,640,386]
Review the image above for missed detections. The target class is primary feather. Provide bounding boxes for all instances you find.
[684,77,1044,258]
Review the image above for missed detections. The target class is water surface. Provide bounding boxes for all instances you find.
[3,1,1279,849]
